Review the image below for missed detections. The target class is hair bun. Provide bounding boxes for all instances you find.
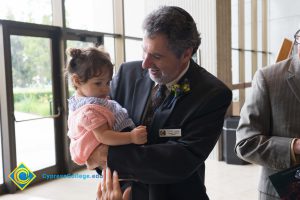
[68,48,82,58]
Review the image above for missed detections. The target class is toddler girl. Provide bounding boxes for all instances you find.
[66,47,147,170]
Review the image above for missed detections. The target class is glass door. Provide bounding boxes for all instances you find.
[11,35,57,171]
[0,21,66,193]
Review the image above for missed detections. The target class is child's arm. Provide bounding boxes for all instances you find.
[92,124,147,145]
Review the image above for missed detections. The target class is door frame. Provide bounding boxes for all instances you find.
[0,20,67,193]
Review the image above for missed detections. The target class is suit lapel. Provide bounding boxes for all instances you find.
[286,57,300,104]
[131,70,154,124]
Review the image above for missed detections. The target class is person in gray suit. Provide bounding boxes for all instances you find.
[235,29,300,200]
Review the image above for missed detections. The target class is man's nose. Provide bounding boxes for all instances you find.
[142,54,153,69]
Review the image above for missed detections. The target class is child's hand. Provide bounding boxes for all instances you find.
[130,125,147,144]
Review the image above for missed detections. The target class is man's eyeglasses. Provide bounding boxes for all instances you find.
[294,29,300,45]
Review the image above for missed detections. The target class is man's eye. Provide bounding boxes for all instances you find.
[152,54,161,59]
[95,82,102,86]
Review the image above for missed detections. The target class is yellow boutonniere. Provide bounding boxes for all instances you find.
[171,78,191,97]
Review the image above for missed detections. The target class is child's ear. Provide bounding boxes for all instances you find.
[71,74,81,88]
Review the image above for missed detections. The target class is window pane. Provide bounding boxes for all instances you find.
[0,0,52,25]
[104,36,115,66]
[245,51,252,82]
[66,40,94,49]
[11,35,56,171]
[124,0,145,37]
[231,0,238,48]
[231,50,239,102]
[65,0,113,33]
[244,0,252,50]
[125,39,142,62]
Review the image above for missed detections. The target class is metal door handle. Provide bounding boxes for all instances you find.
[14,107,62,122]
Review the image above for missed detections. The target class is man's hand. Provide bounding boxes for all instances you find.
[86,144,108,170]
[130,125,147,144]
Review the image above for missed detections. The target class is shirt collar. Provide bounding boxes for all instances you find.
[165,61,190,91]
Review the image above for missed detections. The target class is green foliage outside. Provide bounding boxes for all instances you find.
[6,12,94,118]
[14,88,53,116]
[11,36,51,88]
[10,35,53,117]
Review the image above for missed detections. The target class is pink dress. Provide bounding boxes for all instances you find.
[67,96,135,165]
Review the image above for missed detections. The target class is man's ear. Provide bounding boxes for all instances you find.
[71,74,81,88]
[182,47,193,62]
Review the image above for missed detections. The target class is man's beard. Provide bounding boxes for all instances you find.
[149,73,169,85]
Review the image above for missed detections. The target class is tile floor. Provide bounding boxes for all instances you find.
[0,159,261,200]
[205,159,260,200]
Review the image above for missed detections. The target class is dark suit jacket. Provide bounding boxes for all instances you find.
[108,60,232,200]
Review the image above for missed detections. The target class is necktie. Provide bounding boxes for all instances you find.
[143,84,167,127]
[152,84,167,112]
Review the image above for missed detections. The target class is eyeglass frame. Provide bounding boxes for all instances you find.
[294,29,300,45]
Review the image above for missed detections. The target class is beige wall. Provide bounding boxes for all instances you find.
[144,0,218,75]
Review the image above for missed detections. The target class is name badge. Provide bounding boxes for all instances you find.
[159,129,181,137]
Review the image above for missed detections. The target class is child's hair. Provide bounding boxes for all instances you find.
[65,46,113,88]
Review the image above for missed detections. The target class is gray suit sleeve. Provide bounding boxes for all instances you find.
[235,69,292,170]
